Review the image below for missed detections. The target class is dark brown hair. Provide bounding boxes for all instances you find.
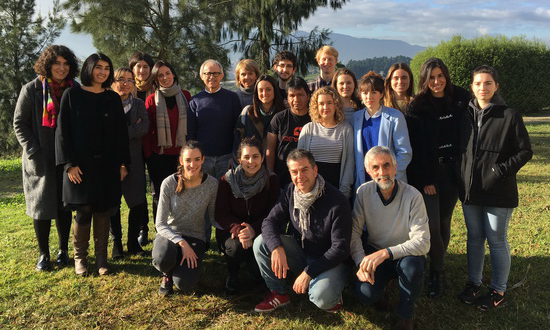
[249,75,285,123]
[384,62,414,111]
[80,53,114,88]
[34,45,79,80]
[416,57,453,101]
[331,67,361,109]
[176,141,204,194]
[359,71,385,94]
[151,60,179,89]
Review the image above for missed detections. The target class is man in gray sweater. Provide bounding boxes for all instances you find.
[351,146,430,330]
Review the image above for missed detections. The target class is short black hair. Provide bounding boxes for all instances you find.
[286,149,316,169]
[273,50,297,68]
[286,76,311,95]
[151,60,179,89]
[80,53,114,88]
[129,52,154,71]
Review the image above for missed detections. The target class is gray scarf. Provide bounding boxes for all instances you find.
[155,83,188,153]
[225,165,268,200]
[122,93,133,114]
[293,174,325,248]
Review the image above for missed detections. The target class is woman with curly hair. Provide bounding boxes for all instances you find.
[13,45,79,271]
[331,68,361,126]
[298,86,354,198]
[384,63,414,113]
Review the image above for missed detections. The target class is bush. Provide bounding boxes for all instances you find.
[410,35,550,112]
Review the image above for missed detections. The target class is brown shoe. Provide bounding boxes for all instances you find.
[393,317,413,330]
[73,220,91,276]
[93,211,111,276]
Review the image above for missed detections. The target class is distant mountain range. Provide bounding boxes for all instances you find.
[227,32,425,76]
[326,32,426,65]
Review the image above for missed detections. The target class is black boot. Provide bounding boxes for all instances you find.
[428,270,446,298]
[36,254,51,271]
[56,250,69,267]
[112,238,124,260]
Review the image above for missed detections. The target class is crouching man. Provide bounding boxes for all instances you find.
[253,149,351,312]
[351,146,430,330]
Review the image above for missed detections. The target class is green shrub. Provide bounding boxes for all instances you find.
[410,35,550,112]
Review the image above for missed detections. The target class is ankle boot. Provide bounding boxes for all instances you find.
[73,221,91,276]
[428,270,446,298]
[112,238,124,260]
[93,212,110,275]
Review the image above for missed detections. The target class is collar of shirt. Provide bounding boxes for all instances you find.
[205,86,222,94]
[376,180,399,206]
[364,106,383,121]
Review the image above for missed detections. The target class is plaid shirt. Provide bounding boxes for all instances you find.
[307,75,332,94]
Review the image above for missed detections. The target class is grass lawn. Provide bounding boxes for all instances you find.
[0,120,548,330]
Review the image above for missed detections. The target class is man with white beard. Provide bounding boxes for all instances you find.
[350,146,430,330]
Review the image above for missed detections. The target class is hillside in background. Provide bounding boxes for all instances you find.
[227,32,425,77]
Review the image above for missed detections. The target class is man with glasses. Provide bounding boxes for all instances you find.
[272,51,297,100]
[188,59,242,179]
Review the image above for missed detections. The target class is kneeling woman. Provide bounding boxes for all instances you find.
[215,137,280,294]
[152,141,218,296]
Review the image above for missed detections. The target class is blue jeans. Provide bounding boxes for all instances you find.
[462,204,513,292]
[253,234,348,310]
[355,254,425,319]
[202,153,232,180]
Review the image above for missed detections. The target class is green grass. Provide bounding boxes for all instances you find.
[1,121,549,329]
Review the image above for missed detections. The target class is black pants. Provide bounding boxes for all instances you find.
[216,229,260,278]
[152,235,206,291]
[427,163,459,272]
[145,153,179,227]
[33,166,72,256]
[110,200,148,249]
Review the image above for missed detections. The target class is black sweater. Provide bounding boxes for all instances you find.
[405,85,470,190]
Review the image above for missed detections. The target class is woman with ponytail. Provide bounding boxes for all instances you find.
[152,141,218,296]
[14,45,79,271]
[215,137,280,295]
[143,60,192,234]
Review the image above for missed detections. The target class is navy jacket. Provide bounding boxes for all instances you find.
[261,180,352,278]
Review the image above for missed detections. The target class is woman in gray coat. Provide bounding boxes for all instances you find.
[110,68,149,258]
[13,45,79,271]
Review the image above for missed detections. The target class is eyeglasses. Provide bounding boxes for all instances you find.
[115,78,135,85]
[202,72,222,77]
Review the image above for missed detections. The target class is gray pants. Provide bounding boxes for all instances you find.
[152,235,206,291]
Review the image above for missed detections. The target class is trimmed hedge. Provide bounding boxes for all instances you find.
[410,35,550,112]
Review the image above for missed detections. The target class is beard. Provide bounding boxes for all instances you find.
[375,175,395,191]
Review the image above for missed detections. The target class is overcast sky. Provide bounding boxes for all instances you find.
[36,0,550,58]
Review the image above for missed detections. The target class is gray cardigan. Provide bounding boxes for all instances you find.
[297,121,355,198]
[13,77,69,219]
[121,96,149,208]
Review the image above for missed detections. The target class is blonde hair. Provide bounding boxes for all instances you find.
[315,45,339,63]
[309,86,345,124]
[235,59,260,87]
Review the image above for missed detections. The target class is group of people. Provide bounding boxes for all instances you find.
[14,43,532,330]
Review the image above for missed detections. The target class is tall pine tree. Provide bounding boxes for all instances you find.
[62,0,231,90]
[222,0,348,74]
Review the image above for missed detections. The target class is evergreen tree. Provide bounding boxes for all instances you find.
[62,0,231,91]
[223,0,348,75]
[0,0,64,154]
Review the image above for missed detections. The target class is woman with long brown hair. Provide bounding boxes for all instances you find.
[384,63,414,113]
[152,141,218,296]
